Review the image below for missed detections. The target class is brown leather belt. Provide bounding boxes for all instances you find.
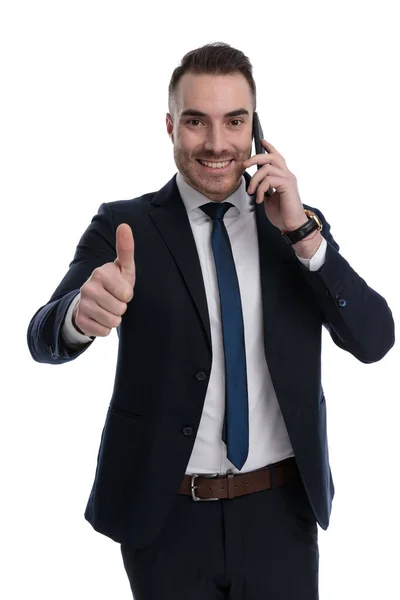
[179,457,300,501]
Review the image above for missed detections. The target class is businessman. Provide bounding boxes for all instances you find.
[28,42,395,599]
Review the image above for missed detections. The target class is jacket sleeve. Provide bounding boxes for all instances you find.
[27,202,117,364]
[299,205,395,363]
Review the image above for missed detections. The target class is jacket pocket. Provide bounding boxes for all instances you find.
[109,405,143,420]
[87,408,145,526]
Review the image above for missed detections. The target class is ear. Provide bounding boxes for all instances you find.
[166,113,174,142]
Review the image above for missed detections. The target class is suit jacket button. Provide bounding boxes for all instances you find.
[182,426,193,437]
[336,294,347,307]
[195,371,207,381]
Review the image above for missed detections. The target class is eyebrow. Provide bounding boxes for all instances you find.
[180,108,250,119]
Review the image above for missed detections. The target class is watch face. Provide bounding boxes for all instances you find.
[313,214,322,230]
[306,210,322,230]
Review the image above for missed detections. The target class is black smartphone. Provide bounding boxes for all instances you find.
[252,111,273,196]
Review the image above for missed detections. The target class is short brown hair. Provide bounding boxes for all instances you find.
[168,42,256,116]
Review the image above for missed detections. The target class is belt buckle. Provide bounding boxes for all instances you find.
[191,473,220,501]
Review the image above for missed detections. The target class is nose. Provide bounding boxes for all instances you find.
[203,125,228,156]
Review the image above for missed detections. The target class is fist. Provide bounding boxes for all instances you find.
[73,224,135,337]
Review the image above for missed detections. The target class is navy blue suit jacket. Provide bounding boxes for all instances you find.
[27,171,395,550]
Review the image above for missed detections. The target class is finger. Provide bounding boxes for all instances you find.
[244,154,272,168]
[256,177,281,203]
[115,224,135,284]
[100,267,134,303]
[76,313,112,338]
[243,152,282,170]
[94,287,128,316]
[261,139,279,153]
[247,165,282,195]
[80,299,123,329]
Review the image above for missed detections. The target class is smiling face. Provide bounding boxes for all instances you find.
[166,72,254,202]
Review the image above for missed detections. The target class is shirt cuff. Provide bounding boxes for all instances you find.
[61,293,94,347]
[295,236,327,271]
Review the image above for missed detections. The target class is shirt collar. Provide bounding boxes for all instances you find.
[176,171,255,217]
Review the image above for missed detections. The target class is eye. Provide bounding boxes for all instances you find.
[187,119,202,126]
[230,119,243,127]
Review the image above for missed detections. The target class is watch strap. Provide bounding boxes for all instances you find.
[281,210,322,245]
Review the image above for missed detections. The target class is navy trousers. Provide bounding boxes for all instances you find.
[121,459,319,600]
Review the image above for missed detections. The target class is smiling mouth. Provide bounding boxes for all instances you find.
[197,159,233,171]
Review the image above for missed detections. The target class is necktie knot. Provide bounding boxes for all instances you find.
[200,202,233,221]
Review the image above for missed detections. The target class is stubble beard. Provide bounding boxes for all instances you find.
[174,145,251,202]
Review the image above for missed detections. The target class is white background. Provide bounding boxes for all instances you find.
[1,0,399,598]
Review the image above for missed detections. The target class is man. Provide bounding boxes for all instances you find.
[27,42,395,599]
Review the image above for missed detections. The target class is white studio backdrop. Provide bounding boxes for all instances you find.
[1,1,399,598]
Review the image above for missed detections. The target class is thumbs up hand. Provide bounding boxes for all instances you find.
[72,224,136,337]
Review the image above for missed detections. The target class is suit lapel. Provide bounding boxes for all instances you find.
[149,175,212,350]
[252,176,294,340]
[148,172,293,351]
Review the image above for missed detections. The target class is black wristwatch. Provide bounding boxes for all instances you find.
[281,209,323,245]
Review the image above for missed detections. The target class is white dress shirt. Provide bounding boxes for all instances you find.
[62,173,327,475]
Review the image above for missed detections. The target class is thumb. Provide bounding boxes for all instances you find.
[115,223,135,284]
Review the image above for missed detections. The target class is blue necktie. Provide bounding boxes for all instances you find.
[200,202,249,470]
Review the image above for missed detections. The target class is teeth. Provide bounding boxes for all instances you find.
[199,160,231,169]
